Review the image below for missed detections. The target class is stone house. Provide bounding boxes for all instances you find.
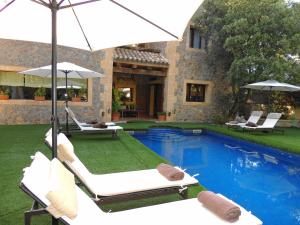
[0,25,225,125]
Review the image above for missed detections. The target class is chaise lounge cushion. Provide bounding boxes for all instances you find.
[197,191,241,222]
[46,158,78,219]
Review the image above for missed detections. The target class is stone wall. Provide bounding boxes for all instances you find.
[0,32,227,124]
[0,39,112,125]
[153,27,225,122]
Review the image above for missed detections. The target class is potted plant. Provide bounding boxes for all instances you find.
[34,87,46,101]
[0,86,9,100]
[157,112,167,121]
[111,88,122,121]
[67,89,80,102]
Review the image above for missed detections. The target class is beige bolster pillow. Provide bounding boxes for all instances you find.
[57,133,76,163]
[57,143,75,162]
[46,158,78,220]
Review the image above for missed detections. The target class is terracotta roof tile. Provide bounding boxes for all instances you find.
[114,48,168,65]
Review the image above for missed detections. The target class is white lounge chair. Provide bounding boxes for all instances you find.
[65,106,116,127]
[45,133,199,203]
[241,113,282,132]
[20,152,263,225]
[65,106,123,137]
[226,111,263,128]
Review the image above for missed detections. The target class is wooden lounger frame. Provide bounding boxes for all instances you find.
[64,127,118,138]
[20,180,196,225]
[19,183,68,225]
[242,127,284,134]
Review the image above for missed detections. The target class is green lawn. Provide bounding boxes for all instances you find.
[0,122,299,225]
[122,121,300,154]
[0,124,203,225]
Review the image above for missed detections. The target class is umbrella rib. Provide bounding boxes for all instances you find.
[75,70,84,78]
[38,0,50,6]
[60,0,180,40]
[110,0,180,40]
[31,0,50,8]
[60,0,101,9]
[0,0,15,12]
[57,0,66,6]
[65,0,93,51]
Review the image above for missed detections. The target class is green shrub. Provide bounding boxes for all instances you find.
[34,87,46,97]
[157,112,166,116]
[112,88,122,113]
[78,88,87,97]
[67,89,75,97]
[0,86,9,95]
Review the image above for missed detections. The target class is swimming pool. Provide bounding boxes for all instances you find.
[132,128,300,225]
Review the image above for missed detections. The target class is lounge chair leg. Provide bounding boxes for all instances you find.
[24,209,48,225]
[179,188,188,199]
[24,211,31,225]
[52,216,59,225]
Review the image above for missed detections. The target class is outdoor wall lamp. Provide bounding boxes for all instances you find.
[102,111,105,117]
[168,112,171,117]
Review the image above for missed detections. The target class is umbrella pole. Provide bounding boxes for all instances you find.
[51,2,58,159]
[268,87,272,113]
[65,71,70,137]
[50,6,59,225]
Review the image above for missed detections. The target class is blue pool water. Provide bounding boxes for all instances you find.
[132,128,300,225]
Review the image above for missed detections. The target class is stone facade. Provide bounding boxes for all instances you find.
[0,39,112,124]
[0,26,226,124]
[151,28,224,122]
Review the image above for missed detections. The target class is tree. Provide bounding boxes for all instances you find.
[195,0,300,117]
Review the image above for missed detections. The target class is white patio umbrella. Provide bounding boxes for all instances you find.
[21,62,103,79]
[243,80,300,92]
[20,62,103,136]
[243,80,300,112]
[0,0,203,160]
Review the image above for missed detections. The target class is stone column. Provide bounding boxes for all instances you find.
[163,41,180,121]
[99,48,114,122]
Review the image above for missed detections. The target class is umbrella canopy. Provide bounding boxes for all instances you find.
[243,80,300,113]
[243,80,300,92]
[20,62,103,79]
[0,0,203,51]
[0,0,203,161]
[20,62,102,136]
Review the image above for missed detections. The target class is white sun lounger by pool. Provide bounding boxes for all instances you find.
[241,113,282,132]
[45,133,199,203]
[65,106,123,137]
[225,111,263,128]
[20,152,263,225]
[65,106,116,127]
